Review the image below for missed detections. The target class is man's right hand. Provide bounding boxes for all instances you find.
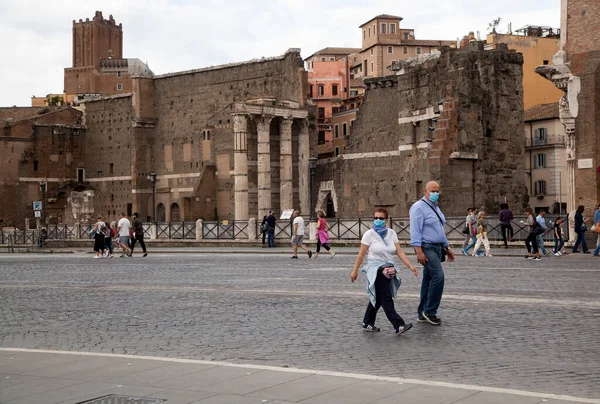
[417,251,428,265]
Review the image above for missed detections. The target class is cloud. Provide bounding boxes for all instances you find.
[0,0,560,106]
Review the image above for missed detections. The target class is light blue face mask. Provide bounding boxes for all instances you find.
[373,219,386,227]
[429,192,440,203]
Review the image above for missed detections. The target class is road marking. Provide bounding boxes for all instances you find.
[0,283,598,308]
[1,348,598,403]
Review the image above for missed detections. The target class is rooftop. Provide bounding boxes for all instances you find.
[359,14,403,28]
[0,106,67,127]
[525,103,559,122]
[304,47,362,61]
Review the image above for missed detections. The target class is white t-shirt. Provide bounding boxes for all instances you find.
[117,218,131,237]
[361,228,399,262]
[293,216,305,236]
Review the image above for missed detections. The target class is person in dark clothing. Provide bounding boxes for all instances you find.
[553,217,564,256]
[524,207,541,260]
[266,211,277,248]
[498,203,514,248]
[130,212,148,257]
[573,205,590,253]
[260,214,268,247]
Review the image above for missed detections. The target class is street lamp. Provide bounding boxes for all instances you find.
[39,181,47,227]
[150,171,157,223]
[309,155,317,221]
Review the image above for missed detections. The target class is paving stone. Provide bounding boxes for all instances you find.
[0,377,81,402]
[247,374,355,402]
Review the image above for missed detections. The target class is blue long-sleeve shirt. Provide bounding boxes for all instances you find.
[594,210,600,226]
[409,198,449,247]
[536,215,547,230]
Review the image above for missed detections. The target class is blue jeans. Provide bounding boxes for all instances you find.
[536,234,547,254]
[418,243,445,317]
[554,237,564,253]
[463,235,476,253]
[593,244,600,256]
[573,229,588,252]
[267,229,275,247]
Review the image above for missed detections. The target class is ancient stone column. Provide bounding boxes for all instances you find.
[280,118,294,213]
[298,119,310,215]
[257,115,273,219]
[233,114,249,220]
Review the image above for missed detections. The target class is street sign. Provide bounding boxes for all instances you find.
[280,209,294,220]
[34,211,41,218]
[33,201,42,211]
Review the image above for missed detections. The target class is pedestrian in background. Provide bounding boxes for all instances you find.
[104,222,114,258]
[462,207,477,256]
[536,210,550,256]
[572,205,590,254]
[117,212,132,257]
[593,204,600,256]
[266,211,276,248]
[472,211,492,257]
[130,212,147,257]
[92,215,106,259]
[524,207,541,260]
[290,210,312,259]
[498,203,514,248]
[350,207,418,335]
[410,181,455,326]
[553,217,565,256]
[314,210,336,258]
[260,213,268,248]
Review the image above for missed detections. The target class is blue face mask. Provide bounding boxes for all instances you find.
[373,219,386,227]
[429,192,440,203]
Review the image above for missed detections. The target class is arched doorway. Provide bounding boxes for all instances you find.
[170,203,180,222]
[326,194,336,218]
[157,203,166,222]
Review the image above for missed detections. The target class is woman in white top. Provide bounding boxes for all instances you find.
[350,208,419,335]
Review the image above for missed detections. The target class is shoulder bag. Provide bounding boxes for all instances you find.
[422,201,447,262]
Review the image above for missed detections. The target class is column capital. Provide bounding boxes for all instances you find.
[232,113,248,133]
[256,115,274,132]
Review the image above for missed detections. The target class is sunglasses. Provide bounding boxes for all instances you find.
[374,216,387,220]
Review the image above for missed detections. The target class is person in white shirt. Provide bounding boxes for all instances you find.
[116,212,132,257]
[350,208,419,335]
[290,210,312,259]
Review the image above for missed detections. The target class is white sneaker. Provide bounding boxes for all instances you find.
[93,255,100,259]
[558,251,562,256]
[554,252,560,256]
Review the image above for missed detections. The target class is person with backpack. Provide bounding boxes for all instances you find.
[104,223,115,258]
[130,212,147,257]
[92,215,106,259]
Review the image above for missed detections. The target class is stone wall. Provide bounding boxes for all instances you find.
[316,44,528,218]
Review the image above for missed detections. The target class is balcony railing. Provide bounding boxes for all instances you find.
[525,134,565,148]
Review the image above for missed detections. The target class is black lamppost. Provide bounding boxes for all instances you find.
[309,156,317,221]
[150,171,157,223]
[39,181,47,227]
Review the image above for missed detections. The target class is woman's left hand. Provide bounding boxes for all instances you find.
[409,265,419,277]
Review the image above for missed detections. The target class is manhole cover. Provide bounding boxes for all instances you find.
[75,395,164,404]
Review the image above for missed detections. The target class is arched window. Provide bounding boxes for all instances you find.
[157,203,166,222]
[170,203,180,222]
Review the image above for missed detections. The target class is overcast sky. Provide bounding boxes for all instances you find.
[0,0,560,107]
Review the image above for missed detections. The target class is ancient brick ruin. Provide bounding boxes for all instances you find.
[316,43,528,217]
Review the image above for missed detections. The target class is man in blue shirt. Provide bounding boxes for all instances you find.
[409,181,455,326]
[536,210,549,256]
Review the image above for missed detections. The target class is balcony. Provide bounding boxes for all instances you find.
[525,134,565,148]
[317,117,333,126]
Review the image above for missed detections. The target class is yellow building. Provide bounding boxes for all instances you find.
[486,26,563,110]
[31,93,75,107]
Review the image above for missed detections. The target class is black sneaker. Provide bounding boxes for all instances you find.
[143,253,148,257]
[290,255,298,259]
[362,324,380,332]
[417,314,427,323]
[396,323,413,335]
[526,256,534,259]
[534,257,541,261]
[422,313,442,325]
[308,250,313,259]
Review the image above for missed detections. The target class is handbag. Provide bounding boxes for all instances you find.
[534,223,545,236]
[462,225,469,234]
[581,224,587,232]
[593,224,600,234]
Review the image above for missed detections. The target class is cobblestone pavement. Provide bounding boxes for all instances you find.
[0,252,599,399]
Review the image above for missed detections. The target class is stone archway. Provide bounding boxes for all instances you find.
[326,194,336,218]
[170,203,180,222]
[316,180,338,217]
[157,203,166,222]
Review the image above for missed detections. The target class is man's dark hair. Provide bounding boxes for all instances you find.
[133,212,139,218]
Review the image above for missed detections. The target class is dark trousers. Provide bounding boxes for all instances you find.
[130,234,147,253]
[525,233,539,254]
[104,237,113,254]
[316,239,330,253]
[262,230,266,245]
[418,243,445,317]
[573,229,589,252]
[500,224,513,246]
[554,237,564,253]
[363,268,405,330]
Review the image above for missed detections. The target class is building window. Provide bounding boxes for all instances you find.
[534,180,547,195]
[33,160,38,172]
[117,83,123,91]
[342,122,348,137]
[318,84,324,97]
[334,124,339,139]
[368,27,371,37]
[318,107,325,118]
[403,47,408,54]
[350,119,356,127]
[416,47,422,55]
[373,24,375,34]
[318,130,326,144]
[370,48,374,56]
[309,85,313,98]
[329,57,335,61]
[97,171,103,177]
[77,168,85,183]
[321,57,326,62]
[534,128,548,145]
[363,29,366,39]
[390,24,396,34]
[543,60,549,65]
[404,32,409,40]
[332,84,338,96]
[387,46,393,54]
[350,89,358,96]
[534,153,547,168]
[109,163,114,175]
[371,62,374,72]
[117,72,122,78]
[381,23,387,34]
[335,147,340,156]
